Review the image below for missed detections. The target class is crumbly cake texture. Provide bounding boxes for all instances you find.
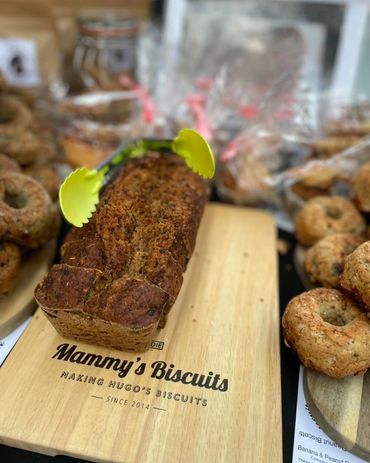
[35,154,209,352]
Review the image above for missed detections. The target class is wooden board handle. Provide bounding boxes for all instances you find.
[304,368,364,450]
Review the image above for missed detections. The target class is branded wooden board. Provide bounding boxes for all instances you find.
[0,204,282,463]
[0,239,56,339]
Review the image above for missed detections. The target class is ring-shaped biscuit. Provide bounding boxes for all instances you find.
[340,241,370,311]
[23,164,60,201]
[351,161,370,212]
[0,172,58,248]
[0,153,20,175]
[0,95,33,137]
[304,233,364,288]
[282,288,370,377]
[0,131,42,166]
[0,241,21,294]
[294,196,365,246]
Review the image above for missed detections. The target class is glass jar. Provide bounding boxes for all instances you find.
[73,16,138,90]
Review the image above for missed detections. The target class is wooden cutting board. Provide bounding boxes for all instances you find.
[0,203,282,463]
[304,368,370,461]
[0,239,56,339]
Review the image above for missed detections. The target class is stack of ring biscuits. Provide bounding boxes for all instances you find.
[282,175,370,377]
[0,89,62,295]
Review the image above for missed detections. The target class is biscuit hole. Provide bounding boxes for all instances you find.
[331,262,343,277]
[0,108,16,124]
[319,305,355,326]
[4,192,27,209]
[325,206,342,219]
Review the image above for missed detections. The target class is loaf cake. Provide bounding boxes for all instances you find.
[34,153,209,352]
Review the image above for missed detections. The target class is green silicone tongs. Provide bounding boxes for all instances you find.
[59,128,215,228]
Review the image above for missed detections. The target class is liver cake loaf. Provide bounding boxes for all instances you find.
[34,153,209,352]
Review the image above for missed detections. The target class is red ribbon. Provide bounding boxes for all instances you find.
[119,75,156,123]
[185,94,213,140]
[239,105,257,119]
[195,77,213,91]
[131,84,155,123]
[220,139,240,161]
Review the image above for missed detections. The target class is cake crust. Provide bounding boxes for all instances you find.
[35,154,209,351]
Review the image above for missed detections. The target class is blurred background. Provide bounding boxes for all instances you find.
[0,0,368,98]
[0,0,370,230]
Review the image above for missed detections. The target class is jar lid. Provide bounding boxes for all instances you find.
[78,16,138,39]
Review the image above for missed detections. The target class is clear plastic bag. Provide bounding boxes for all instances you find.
[211,62,370,229]
[281,136,370,218]
[211,63,315,231]
[54,90,142,125]
[48,90,152,168]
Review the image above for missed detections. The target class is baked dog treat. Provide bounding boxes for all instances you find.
[23,164,61,201]
[0,130,45,166]
[60,136,112,169]
[351,161,370,213]
[282,288,370,377]
[340,241,370,311]
[0,153,20,175]
[290,166,345,201]
[304,233,364,288]
[217,157,279,207]
[294,196,366,246]
[0,172,59,248]
[308,135,360,159]
[35,154,209,352]
[0,94,34,137]
[0,241,21,294]
[326,119,370,137]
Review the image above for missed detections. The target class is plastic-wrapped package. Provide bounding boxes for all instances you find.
[49,90,152,168]
[213,81,370,230]
[290,95,370,163]
[216,127,284,208]
[55,90,142,124]
[205,65,305,145]
[214,118,313,231]
[281,136,370,218]
[320,97,370,137]
[154,15,307,142]
[274,98,370,228]
[211,63,315,228]
[58,120,144,168]
[48,85,174,169]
